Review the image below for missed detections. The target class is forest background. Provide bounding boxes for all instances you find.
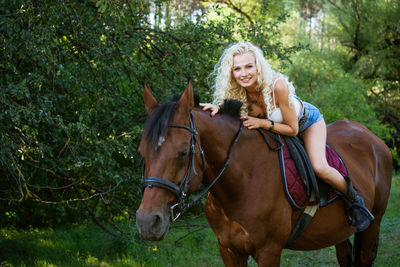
[1,0,399,259]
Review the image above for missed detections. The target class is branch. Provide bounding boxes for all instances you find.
[327,0,344,12]
[80,192,119,238]
[6,157,123,205]
[109,36,144,88]
[174,225,209,245]
[217,0,253,25]
[132,27,192,43]
[7,155,25,201]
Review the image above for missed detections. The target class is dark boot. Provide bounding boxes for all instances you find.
[343,176,374,232]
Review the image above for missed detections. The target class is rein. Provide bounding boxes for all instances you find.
[141,112,244,222]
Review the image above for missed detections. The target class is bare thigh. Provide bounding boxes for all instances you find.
[299,120,347,192]
[299,120,328,172]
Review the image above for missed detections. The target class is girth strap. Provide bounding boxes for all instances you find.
[255,131,321,248]
[284,196,318,248]
[256,128,283,151]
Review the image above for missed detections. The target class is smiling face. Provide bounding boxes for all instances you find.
[232,52,258,92]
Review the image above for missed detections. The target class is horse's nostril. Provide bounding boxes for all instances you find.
[152,213,162,228]
[136,210,164,231]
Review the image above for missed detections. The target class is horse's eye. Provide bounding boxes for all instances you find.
[178,149,189,158]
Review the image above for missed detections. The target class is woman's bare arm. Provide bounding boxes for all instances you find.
[241,79,299,136]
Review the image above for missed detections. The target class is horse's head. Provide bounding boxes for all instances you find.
[136,82,205,241]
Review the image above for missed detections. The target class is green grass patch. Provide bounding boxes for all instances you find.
[0,217,223,267]
[1,175,399,266]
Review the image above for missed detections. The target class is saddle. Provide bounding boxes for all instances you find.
[257,129,348,209]
[280,135,348,209]
[257,129,349,247]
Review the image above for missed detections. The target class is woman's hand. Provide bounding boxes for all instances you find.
[240,116,269,130]
[200,103,219,117]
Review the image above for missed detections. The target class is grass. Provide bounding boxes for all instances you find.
[0,218,221,267]
[1,175,399,266]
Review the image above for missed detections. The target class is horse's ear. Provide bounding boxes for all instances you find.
[178,81,194,112]
[143,84,159,114]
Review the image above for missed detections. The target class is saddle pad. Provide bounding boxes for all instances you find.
[278,138,348,209]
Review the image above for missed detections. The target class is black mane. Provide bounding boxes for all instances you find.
[143,93,200,148]
[218,99,242,119]
[144,100,177,148]
[143,95,241,149]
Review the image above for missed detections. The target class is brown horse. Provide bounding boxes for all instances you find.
[136,83,392,266]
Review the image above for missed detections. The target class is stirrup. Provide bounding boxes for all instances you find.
[350,198,374,232]
[352,201,374,221]
[351,211,373,232]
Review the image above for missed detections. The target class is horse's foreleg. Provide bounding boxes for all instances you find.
[335,239,353,267]
[218,243,248,267]
[254,242,282,267]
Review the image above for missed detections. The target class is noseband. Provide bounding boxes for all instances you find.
[141,112,243,222]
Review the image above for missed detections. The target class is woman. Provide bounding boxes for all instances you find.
[200,41,373,232]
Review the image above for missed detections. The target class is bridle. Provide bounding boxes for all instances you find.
[141,112,244,222]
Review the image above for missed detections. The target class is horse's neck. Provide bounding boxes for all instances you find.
[194,110,279,209]
[194,110,241,169]
[194,109,241,174]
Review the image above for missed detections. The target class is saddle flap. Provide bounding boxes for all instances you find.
[282,135,320,203]
[279,136,347,209]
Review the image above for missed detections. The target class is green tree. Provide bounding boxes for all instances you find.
[284,0,398,168]
[0,0,297,232]
[325,0,400,168]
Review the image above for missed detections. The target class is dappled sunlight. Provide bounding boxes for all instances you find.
[1,0,398,266]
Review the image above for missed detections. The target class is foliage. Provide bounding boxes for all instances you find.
[0,0,298,230]
[1,0,144,231]
[323,0,400,168]
[1,0,398,233]
[288,49,390,139]
[285,0,399,168]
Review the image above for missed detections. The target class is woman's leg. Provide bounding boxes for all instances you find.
[299,119,347,193]
[300,119,374,232]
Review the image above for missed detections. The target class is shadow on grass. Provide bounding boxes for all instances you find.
[0,225,131,266]
[1,176,399,266]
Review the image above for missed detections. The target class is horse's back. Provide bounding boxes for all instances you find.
[327,120,392,211]
[327,120,392,175]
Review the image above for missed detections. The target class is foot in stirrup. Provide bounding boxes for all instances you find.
[344,176,374,232]
[349,194,374,232]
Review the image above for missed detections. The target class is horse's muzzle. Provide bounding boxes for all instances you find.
[136,209,170,241]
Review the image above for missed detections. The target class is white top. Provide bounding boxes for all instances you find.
[268,78,302,123]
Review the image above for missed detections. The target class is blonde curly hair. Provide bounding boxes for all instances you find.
[209,42,296,117]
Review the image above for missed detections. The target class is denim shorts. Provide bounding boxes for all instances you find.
[298,100,324,133]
